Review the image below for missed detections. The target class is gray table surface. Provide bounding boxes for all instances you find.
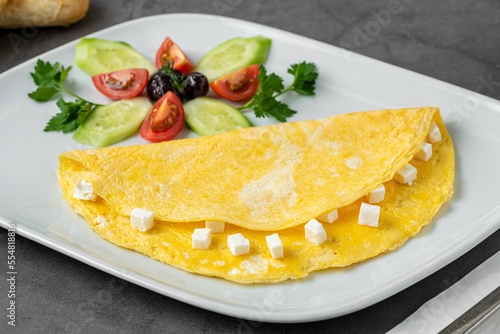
[1,0,499,332]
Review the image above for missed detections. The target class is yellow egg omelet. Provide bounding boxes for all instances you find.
[57,107,454,283]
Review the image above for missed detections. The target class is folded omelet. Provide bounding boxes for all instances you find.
[58,107,454,283]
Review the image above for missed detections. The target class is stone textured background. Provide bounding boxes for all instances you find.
[1,0,499,333]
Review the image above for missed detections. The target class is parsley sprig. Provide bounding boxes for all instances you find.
[29,59,99,133]
[237,61,318,122]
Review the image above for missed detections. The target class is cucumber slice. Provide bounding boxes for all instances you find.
[194,36,271,82]
[75,38,157,76]
[184,97,252,136]
[73,97,152,147]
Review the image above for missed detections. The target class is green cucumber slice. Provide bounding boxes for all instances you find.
[194,36,271,82]
[184,97,252,136]
[74,38,156,76]
[73,97,152,147]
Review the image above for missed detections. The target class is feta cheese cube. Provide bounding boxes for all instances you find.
[358,203,380,227]
[205,220,225,233]
[317,209,338,224]
[227,233,250,256]
[97,215,108,226]
[414,142,433,161]
[192,228,212,249]
[394,163,417,185]
[73,180,96,201]
[427,121,442,143]
[304,219,327,246]
[368,184,385,204]
[130,208,154,232]
[265,233,283,259]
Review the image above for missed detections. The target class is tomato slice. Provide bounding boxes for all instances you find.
[155,37,194,74]
[92,68,148,100]
[209,64,259,101]
[140,91,185,142]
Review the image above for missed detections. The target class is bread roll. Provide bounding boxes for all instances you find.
[0,0,89,28]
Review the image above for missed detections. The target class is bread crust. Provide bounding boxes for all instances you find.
[0,0,10,13]
[0,0,89,28]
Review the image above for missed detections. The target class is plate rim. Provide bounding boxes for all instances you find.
[1,12,500,323]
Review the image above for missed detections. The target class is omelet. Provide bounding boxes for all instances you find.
[58,107,454,283]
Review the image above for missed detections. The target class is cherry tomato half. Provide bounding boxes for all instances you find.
[92,68,149,100]
[140,91,185,142]
[155,37,194,74]
[210,64,259,101]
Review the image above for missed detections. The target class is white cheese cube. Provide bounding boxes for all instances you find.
[427,121,442,143]
[394,163,417,185]
[414,142,433,161]
[265,233,283,259]
[205,220,225,233]
[317,209,338,224]
[130,208,154,232]
[73,180,96,201]
[97,215,108,226]
[192,228,212,249]
[304,219,327,246]
[368,184,385,204]
[227,233,250,256]
[358,203,380,227]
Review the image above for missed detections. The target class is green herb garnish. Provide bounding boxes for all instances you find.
[160,60,187,94]
[28,59,99,133]
[238,61,318,122]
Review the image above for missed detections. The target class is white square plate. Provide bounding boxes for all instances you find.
[1,14,500,323]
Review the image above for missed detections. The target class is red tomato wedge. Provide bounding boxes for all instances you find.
[92,69,148,100]
[140,91,185,142]
[210,64,259,101]
[155,37,194,74]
